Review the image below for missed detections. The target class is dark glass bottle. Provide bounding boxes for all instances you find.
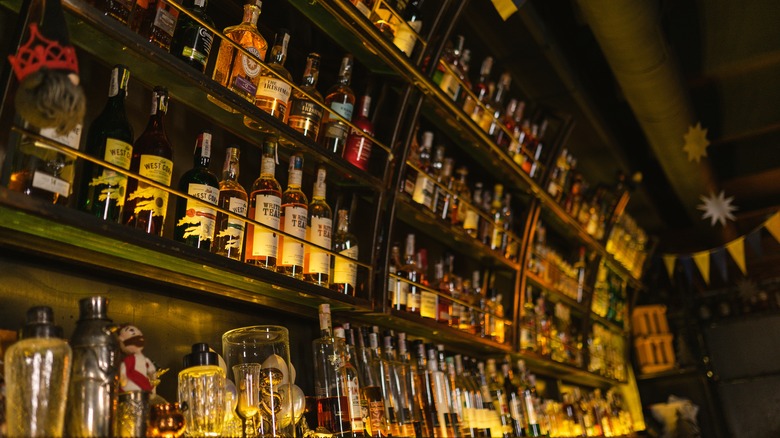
[81,65,134,222]
[129,0,180,52]
[343,95,374,171]
[288,53,324,140]
[122,86,174,236]
[320,54,355,155]
[174,131,220,250]
[170,0,215,73]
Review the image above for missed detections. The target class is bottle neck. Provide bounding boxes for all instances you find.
[336,212,349,233]
[244,3,260,26]
[222,149,240,181]
[269,34,289,65]
[147,92,168,132]
[312,168,327,199]
[193,132,212,169]
[357,96,371,119]
[287,168,302,188]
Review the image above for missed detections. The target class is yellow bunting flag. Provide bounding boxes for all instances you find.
[765,212,780,243]
[726,237,747,275]
[693,251,710,285]
[663,254,676,280]
[491,0,518,20]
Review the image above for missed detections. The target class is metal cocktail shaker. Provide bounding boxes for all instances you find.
[64,296,121,436]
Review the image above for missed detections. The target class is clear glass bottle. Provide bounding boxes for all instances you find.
[122,86,174,236]
[304,165,332,285]
[244,137,281,269]
[331,209,359,295]
[334,327,367,437]
[246,29,292,128]
[343,95,374,171]
[400,233,421,316]
[359,330,388,437]
[411,341,437,438]
[178,343,226,437]
[388,242,405,311]
[129,0,179,51]
[288,53,324,139]
[320,54,356,155]
[312,304,353,436]
[450,166,470,227]
[411,131,435,211]
[211,0,267,106]
[490,184,505,251]
[174,130,220,250]
[277,154,308,278]
[170,0,215,73]
[212,145,248,260]
[80,65,134,222]
[5,306,71,438]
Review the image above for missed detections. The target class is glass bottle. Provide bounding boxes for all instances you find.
[334,327,367,437]
[81,65,134,222]
[304,165,332,286]
[313,304,353,436]
[245,29,292,128]
[485,359,512,437]
[5,306,71,437]
[212,145,248,260]
[320,54,356,155]
[343,95,374,171]
[490,184,505,251]
[359,330,388,438]
[400,233,421,316]
[244,137,281,269]
[211,0,267,106]
[411,131,435,211]
[464,56,493,121]
[122,86,174,236]
[178,343,226,437]
[170,0,215,73]
[426,346,453,437]
[277,154,308,278]
[331,209,359,295]
[392,0,423,57]
[494,98,518,150]
[174,130,219,250]
[450,166,470,226]
[411,341,437,438]
[436,256,454,325]
[434,35,465,101]
[463,181,481,238]
[388,242,405,311]
[434,158,454,221]
[103,0,133,24]
[129,0,180,51]
[288,52,324,139]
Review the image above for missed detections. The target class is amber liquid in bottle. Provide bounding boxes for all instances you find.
[245,30,292,129]
[277,154,308,279]
[288,53,324,140]
[319,54,355,155]
[212,146,248,260]
[304,166,332,285]
[244,138,281,269]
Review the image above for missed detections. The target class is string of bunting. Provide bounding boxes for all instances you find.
[660,211,780,285]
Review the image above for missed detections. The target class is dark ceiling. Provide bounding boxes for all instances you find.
[463,0,780,252]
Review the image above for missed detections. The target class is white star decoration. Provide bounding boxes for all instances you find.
[736,277,758,301]
[697,191,737,227]
[683,122,710,163]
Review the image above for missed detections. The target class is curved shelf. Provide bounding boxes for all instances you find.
[525,271,588,313]
[513,351,623,388]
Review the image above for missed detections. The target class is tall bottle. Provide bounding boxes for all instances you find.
[174,131,219,249]
[304,165,332,285]
[388,242,405,311]
[246,29,292,128]
[277,154,308,278]
[489,184,505,251]
[359,330,388,437]
[343,95,374,171]
[244,137,282,269]
[312,304,353,436]
[81,65,134,222]
[400,233,421,315]
[331,209,359,295]
[212,145,248,260]
[426,346,453,437]
[411,131,435,211]
[5,306,71,437]
[170,0,215,73]
[64,296,121,437]
[334,327,367,437]
[288,53,324,139]
[392,0,423,57]
[411,341,437,438]
[464,56,493,120]
[320,54,356,155]
[122,86,174,236]
[211,0,267,105]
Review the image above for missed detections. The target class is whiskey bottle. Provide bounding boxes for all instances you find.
[392,0,423,57]
[313,304,353,436]
[245,137,281,269]
[343,95,374,171]
[103,0,133,24]
[334,327,367,437]
[246,29,292,128]
[174,130,219,250]
[211,0,267,106]
[359,330,388,437]
[464,55,493,121]
[129,0,179,51]
[411,341,437,438]
[433,35,465,101]
[331,209,359,295]
[212,145,247,260]
[304,165,332,285]
[122,86,173,236]
[277,154,308,278]
[388,242,405,311]
[463,181,481,238]
[433,157,454,221]
[170,0,215,73]
[288,53,324,139]
[489,184,505,251]
[410,131,434,210]
[400,234,421,316]
[494,98,518,150]
[320,54,356,155]
[450,166,470,227]
[81,65,134,222]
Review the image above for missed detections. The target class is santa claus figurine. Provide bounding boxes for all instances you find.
[118,324,157,393]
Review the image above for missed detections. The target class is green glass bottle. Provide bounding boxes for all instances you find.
[170,0,215,73]
[174,130,220,250]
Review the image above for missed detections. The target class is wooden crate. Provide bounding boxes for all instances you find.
[632,304,670,336]
[635,333,676,374]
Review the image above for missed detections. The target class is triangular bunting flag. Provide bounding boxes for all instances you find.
[491,0,519,20]
[693,251,711,285]
[726,237,747,275]
[746,229,763,258]
[663,254,676,281]
[680,256,694,286]
[711,248,729,283]
[765,212,780,243]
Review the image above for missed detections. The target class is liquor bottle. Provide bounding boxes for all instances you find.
[481,72,511,134]
[174,130,220,249]
[331,209,359,295]
[419,259,438,321]
[433,35,465,101]
[411,131,434,210]
[463,56,492,121]
[344,327,372,435]
[463,181,481,238]
[494,98,518,150]
[277,154,308,278]
[381,334,405,436]
[246,29,292,128]
[485,359,512,437]
[212,145,247,260]
[122,86,173,236]
[334,327,367,437]
[433,158,454,221]
[211,0,267,105]
[400,234,421,316]
[396,333,421,437]
[170,0,215,73]
[304,165,332,285]
[320,54,356,155]
[81,65,134,222]
[392,0,423,57]
[360,330,388,437]
[388,242,405,311]
[450,166,470,226]
[244,137,281,269]
[288,53,324,139]
[508,102,527,162]
[489,184,505,251]
[129,0,179,51]
[426,346,454,437]
[103,0,133,24]
[313,305,353,436]
[343,95,374,171]
[435,256,454,325]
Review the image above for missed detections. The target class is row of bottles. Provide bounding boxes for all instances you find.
[591,264,627,328]
[588,324,627,383]
[520,289,584,368]
[527,222,589,303]
[605,213,648,279]
[366,0,426,60]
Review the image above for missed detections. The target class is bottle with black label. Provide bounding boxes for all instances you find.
[174,131,220,250]
[170,0,215,73]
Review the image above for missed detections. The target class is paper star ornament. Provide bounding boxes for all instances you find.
[698,191,737,226]
[683,122,710,163]
[736,277,758,301]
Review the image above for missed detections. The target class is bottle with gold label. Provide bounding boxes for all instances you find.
[244,137,281,269]
[245,29,292,129]
[174,131,219,250]
[277,154,308,278]
[81,65,134,222]
[330,209,359,296]
[287,53,324,140]
[304,165,332,286]
[212,145,248,260]
[123,86,174,236]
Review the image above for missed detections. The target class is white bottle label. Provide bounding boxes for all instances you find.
[32,170,70,197]
[305,216,332,276]
[330,101,354,120]
[279,205,307,267]
[218,197,247,253]
[391,276,408,307]
[393,20,422,57]
[412,173,435,209]
[131,155,173,217]
[347,376,364,430]
[256,77,291,105]
[178,183,219,241]
[464,209,479,231]
[333,245,358,286]
[252,193,280,257]
[406,288,421,309]
[420,290,438,319]
[40,124,81,150]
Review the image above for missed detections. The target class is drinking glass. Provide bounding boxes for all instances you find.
[233,364,261,438]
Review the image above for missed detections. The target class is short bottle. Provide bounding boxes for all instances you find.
[246,29,292,128]
[304,165,333,286]
[277,154,308,278]
[320,54,356,155]
[212,145,248,260]
[170,0,215,73]
[244,137,282,269]
[392,0,423,57]
[4,306,72,438]
[343,95,374,171]
[178,343,226,437]
[128,0,180,51]
[174,130,220,250]
[288,53,325,139]
[330,209,359,295]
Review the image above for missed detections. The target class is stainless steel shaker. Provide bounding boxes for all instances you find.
[64,296,121,436]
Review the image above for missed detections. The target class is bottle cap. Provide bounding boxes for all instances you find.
[20,306,64,339]
[78,296,110,320]
[183,342,219,368]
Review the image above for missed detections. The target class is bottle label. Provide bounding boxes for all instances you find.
[347,376,364,430]
[40,124,81,150]
[391,277,408,307]
[464,209,479,231]
[491,228,504,249]
[251,193,281,257]
[330,101,354,120]
[406,289,421,310]
[305,215,332,276]
[178,183,219,241]
[261,157,275,175]
[412,173,435,209]
[218,196,247,253]
[344,130,373,170]
[439,72,460,101]
[288,100,323,135]
[279,205,307,267]
[393,20,421,57]
[241,46,262,78]
[130,155,173,217]
[355,1,371,17]
[333,245,358,286]
[91,138,133,207]
[153,2,178,37]
[256,77,291,106]
[420,290,437,319]
[182,27,214,68]
[323,120,349,142]
[32,170,69,197]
